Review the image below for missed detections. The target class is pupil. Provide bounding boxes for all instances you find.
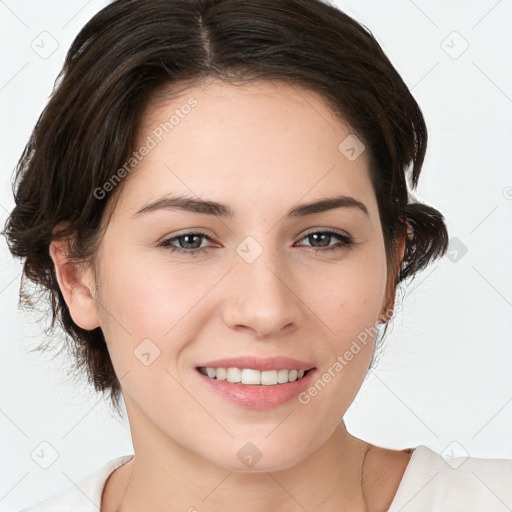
[182,234,201,249]
[311,233,329,247]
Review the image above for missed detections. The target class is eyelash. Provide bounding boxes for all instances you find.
[159,229,354,256]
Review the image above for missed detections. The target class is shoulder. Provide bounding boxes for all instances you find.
[387,445,512,512]
[19,455,133,511]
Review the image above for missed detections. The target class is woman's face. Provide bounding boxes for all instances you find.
[85,79,394,471]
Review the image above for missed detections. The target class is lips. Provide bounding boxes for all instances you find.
[194,355,317,409]
[196,355,315,372]
[196,365,318,409]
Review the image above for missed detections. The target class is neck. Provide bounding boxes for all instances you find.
[104,405,371,512]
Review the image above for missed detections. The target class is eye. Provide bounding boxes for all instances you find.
[159,229,354,256]
[294,229,354,253]
[159,232,214,256]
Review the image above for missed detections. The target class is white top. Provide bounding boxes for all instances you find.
[20,445,512,511]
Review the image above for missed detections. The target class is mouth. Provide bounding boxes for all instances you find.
[196,366,312,385]
[194,356,317,409]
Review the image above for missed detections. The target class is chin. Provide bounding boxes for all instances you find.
[201,435,317,473]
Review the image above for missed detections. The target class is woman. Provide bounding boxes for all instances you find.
[4,0,511,510]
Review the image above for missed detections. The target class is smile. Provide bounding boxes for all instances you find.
[197,367,308,385]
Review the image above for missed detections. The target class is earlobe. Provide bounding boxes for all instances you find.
[49,237,101,331]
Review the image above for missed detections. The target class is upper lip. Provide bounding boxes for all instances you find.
[197,356,315,372]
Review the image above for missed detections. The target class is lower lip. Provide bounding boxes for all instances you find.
[196,368,317,409]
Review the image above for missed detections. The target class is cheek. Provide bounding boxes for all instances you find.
[296,251,386,428]
[302,243,387,341]
[93,251,174,365]
[99,247,201,332]
[96,248,224,372]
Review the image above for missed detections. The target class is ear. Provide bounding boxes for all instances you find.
[378,229,407,324]
[49,226,101,331]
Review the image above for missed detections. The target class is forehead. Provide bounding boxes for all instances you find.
[112,79,375,220]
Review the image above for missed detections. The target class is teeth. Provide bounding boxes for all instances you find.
[199,367,307,385]
[242,369,261,385]
[226,367,242,383]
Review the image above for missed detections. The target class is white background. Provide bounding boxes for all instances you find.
[1,0,511,510]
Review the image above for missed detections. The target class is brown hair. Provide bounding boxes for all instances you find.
[2,0,448,415]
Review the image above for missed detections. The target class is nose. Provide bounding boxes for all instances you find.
[222,245,302,339]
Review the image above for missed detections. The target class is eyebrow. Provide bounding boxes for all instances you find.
[131,194,369,219]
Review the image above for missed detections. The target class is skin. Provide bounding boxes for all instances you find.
[50,79,410,511]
